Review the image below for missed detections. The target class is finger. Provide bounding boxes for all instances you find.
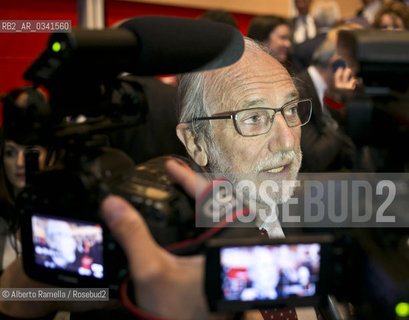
[334,68,357,90]
[348,78,357,90]
[343,68,358,90]
[334,68,344,86]
[334,67,342,79]
[101,195,167,281]
[343,68,352,83]
[165,159,209,198]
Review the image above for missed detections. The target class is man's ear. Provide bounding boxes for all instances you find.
[176,123,208,167]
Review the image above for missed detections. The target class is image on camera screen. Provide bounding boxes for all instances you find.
[31,214,104,279]
[220,243,321,301]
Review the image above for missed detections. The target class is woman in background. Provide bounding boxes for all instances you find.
[0,86,50,272]
[247,15,292,66]
[373,0,409,30]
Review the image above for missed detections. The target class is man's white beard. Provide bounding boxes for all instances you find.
[206,139,302,207]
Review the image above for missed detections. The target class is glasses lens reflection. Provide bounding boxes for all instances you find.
[236,100,311,137]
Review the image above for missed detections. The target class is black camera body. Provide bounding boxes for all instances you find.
[205,234,337,312]
[16,15,247,293]
[337,30,409,171]
[18,146,196,295]
[204,228,409,319]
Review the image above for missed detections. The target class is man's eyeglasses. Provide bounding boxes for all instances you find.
[186,99,312,137]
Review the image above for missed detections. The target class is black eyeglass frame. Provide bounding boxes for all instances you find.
[186,98,312,137]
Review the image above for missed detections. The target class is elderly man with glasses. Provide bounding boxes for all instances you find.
[101,38,317,320]
[176,38,311,238]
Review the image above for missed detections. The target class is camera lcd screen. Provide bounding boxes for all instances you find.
[31,214,104,279]
[220,243,321,302]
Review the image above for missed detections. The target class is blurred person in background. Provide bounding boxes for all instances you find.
[247,15,292,66]
[0,87,69,320]
[373,0,409,30]
[295,40,359,172]
[356,0,383,25]
[0,87,52,271]
[326,22,365,80]
[292,0,317,44]
[292,0,341,72]
[199,8,239,29]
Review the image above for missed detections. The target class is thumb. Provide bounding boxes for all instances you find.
[101,195,167,281]
[165,159,209,198]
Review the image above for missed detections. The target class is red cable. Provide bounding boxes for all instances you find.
[120,274,167,320]
[165,207,249,252]
[119,206,249,319]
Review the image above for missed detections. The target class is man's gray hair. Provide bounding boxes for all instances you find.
[177,70,211,141]
[176,37,265,143]
[311,0,341,29]
[311,39,337,69]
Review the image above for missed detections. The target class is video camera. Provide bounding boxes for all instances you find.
[338,29,409,171]
[16,21,409,319]
[16,16,245,295]
[205,226,409,319]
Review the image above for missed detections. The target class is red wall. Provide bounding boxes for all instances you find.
[0,0,252,94]
[0,0,253,126]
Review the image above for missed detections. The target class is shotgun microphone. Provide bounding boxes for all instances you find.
[24,16,244,84]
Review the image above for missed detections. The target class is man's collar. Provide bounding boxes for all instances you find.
[307,65,327,107]
[253,202,285,239]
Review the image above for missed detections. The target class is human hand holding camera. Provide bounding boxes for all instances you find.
[101,159,228,320]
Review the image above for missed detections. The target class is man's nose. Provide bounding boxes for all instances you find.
[267,113,297,152]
